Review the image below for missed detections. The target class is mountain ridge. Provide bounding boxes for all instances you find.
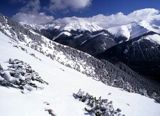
[1,12,160,102]
[15,8,160,39]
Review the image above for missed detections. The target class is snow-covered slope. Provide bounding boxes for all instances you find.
[1,12,160,116]
[145,33,160,44]
[4,11,160,97]
[108,20,160,40]
[0,14,96,77]
[105,9,160,40]
[108,22,149,39]
[0,26,160,116]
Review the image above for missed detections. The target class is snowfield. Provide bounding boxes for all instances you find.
[0,32,160,116]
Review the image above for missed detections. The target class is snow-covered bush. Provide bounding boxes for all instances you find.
[0,59,48,91]
[73,89,125,116]
[45,109,56,116]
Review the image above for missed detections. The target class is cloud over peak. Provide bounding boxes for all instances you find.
[49,0,92,11]
[12,0,55,25]
[12,0,93,25]
[19,0,41,13]
[12,12,54,25]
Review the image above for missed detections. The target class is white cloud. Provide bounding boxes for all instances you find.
[20,0,40,13]
[88,8,160,28]
[12,0,55,25]
[12,0,93,25]
[49,0,92,11]
[12,12,54,25]
[128,8,160,21]
[90,13,130,28]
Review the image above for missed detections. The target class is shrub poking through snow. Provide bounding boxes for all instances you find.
[45,109,56,116]
[73,89,125,116]
[0,59,48,91]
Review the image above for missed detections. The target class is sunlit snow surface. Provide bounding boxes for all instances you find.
[0,32,160,116]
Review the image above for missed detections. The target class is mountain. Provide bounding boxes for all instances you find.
[97,31,160,80]
[40,29,116,55]
[1,30,160,116]
[3,12,160,98]
[22,23,117,56]
[0,13,160,116]
[107,8,160,39]
[15,9,160,56]
[11,8,160,93]
[108,21,158,40]
[16,8,160,36]
[16,8,160,82]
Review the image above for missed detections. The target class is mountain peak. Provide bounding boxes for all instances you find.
[14,8,160,34]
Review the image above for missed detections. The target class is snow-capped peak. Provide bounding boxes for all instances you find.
[13,8,160,42]
[107,21,156,39]
[15,8,160,36]
[53,16,103,32]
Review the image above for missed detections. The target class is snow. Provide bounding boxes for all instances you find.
[0,28,160,116]
[14,9,156,29]
[19,8,159,32]
[108,25,131,39]
[145,34,160,44]
[107,19,160,40]
[17,9,160,44]
[74,34,83,39]
[62,31,72,36]
[13,9,160,48]
[56,17,103,32]
[52,31,72,40]
[107,21,158,40]
[28,16,103,32]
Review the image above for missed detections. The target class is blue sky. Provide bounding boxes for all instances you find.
[0,0,160,18]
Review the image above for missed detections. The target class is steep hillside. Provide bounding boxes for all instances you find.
[1,13,160,103]
[40,29,116,55]
[0,25,160,116]
[97,31,160,80]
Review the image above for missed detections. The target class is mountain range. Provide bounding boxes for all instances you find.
[17,8,160,79]
[0,8,160,116]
